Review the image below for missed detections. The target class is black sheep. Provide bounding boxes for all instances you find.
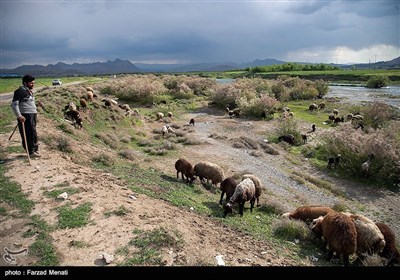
[278,134,295,145]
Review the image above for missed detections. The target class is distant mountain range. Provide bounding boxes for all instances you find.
[1,57,399,77]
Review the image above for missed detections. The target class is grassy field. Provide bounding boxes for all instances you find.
[0,76,104,94]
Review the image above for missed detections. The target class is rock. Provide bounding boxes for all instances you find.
[215,255,225,266]
[57,192,68,200]
[98,253,114,264]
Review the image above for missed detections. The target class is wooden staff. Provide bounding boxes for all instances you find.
[21,122,31,165]
[8,124,18,141]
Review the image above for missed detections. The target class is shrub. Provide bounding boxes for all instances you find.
[319,122,400,187]
[366,76,389,88]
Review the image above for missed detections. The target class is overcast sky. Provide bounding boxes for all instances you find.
[1,0,399,68]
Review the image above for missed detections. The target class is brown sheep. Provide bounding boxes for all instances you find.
[375,222,400,266]
[219,177,237,205]
[311,211,357,266]
[193,161,225,187]
[79,98,88,111]
[175,158,195,184]
[282,206,335,225]
[87,90,94,101]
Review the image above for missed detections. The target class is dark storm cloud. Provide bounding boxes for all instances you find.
[1,0,398,68]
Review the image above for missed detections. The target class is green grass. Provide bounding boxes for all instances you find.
[0,76,104,94]
[0,163,34,216]
[57,202,92,229]
[119,227,183,266]
[43,187,80,199]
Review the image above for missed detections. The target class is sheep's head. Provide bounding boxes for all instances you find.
[310,216,324,236]
[281,212,291,219]
[223,202,233,217]
[188,175,196,183]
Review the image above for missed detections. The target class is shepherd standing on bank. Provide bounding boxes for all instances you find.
[11,74,41,158]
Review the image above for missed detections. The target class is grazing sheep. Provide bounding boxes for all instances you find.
[161,125,174,136]
[156,112,164,121]
[361,154,375,174]
[342,213,385,258]
[311,211,357,266]
[355,123,365,130]
[167,111,173,118]
[86,86,94,92]
[118,104,131,112]
[193,161,225,187]
[309,103,318,111]
[219,177,237,205]
[189,118,195,126]
[101,98,112,108]
[352,114,364,121]
[375,222,400,266]
[223,178,256,217]
[79,98,88,111]
[67,101,77,112]
[87,90,94,101]
[241,174,262,207]
[175,158,196,183]
[333,108,339,116]
[327,154,341,169]
[65,110,83,129]
[278,134,295,145]
[301,134,307,144]
[288,112,294,118]
[228,108,241,118]
[282,206,335,225]
[311,123,316,132]
[318,103,325,110]
[346,113,354,122]
[334,117,343,124]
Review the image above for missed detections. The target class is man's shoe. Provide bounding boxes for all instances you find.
[30,152,41,158]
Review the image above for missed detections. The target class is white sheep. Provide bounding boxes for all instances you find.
[223,178,256,217]
[361,153,375,174]
[241,174,262,207]
[161,125,175,136]
[342,212,386,257]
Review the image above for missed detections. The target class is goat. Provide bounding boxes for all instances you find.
[361,153,375,174]
[327,154,341,169]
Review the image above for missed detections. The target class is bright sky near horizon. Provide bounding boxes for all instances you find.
[1,0,399,68]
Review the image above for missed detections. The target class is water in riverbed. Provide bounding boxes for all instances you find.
[327,85,400,109]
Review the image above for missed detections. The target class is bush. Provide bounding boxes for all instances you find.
[366,76,389,88]
[319,122,400,187]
